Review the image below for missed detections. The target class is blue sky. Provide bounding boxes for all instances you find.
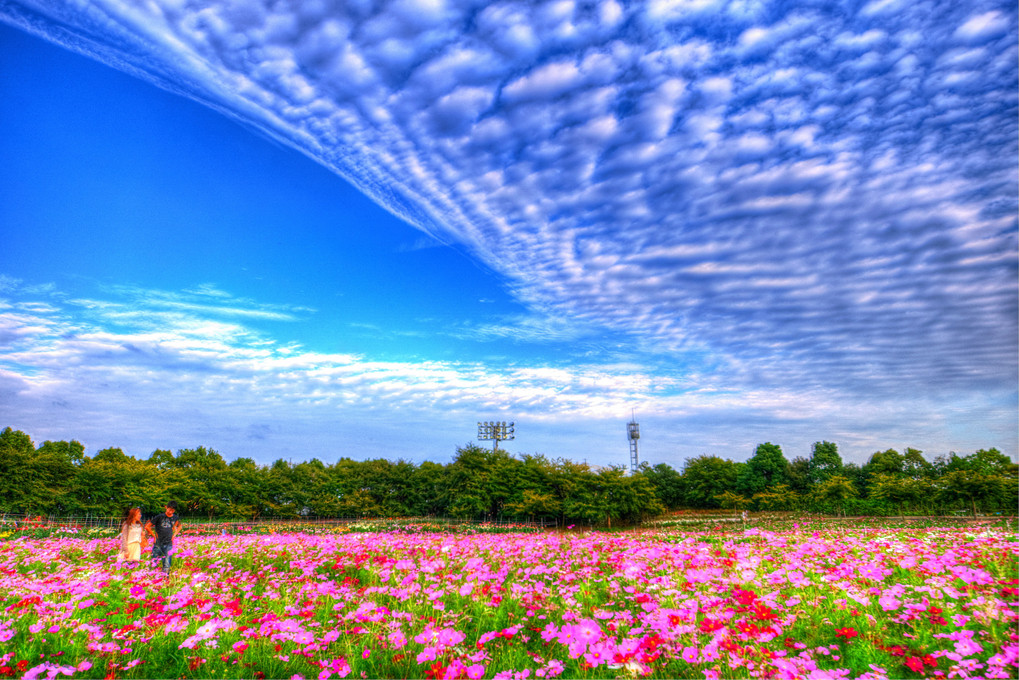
[0,0,1016,468]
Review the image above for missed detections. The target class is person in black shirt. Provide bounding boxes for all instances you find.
[144,501,181,574]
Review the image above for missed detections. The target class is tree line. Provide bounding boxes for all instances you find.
[1,427,1015,524]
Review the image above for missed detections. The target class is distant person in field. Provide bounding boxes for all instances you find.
[117,507,146,567]
[144,501,181,574]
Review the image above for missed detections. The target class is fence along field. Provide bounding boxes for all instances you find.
[0,515,1016,679]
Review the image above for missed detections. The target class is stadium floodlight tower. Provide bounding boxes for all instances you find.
[477,421,515,451]
[627,412,640,475]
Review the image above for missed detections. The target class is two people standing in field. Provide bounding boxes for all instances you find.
[117,502,182,574]
[117,502,181,574]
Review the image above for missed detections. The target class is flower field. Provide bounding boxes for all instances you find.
[0,523,1016,679]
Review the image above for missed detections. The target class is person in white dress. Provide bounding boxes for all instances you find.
[117,507,146,565]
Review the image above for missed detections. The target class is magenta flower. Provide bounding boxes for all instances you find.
[955,638,984,657]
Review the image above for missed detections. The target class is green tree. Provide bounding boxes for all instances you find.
[808,441,843,487]
[265,459,301,517]
[786,456,811,495]
[290,459,332,516]
[638,462,685,510]
[938,469,1010,517]
[548,459,598,525]
[411,461,450,516]
[38,439,86,466]
[715,490,751,515]
[811,475,857,516]
[31,439,82,513]
[737,443,789,497]
[869,474,921,517]
[225,457,269,520]
[505,489,561,522]
[967,448,1013,475]
[0,428,37,513]
[69,454,160,516]
[901,448,933,480]
[593,467,664,526]
[752,483,800,511]
[682,455,741,509]
[147,449,175,471]
[865,449,904,477]
[167,446,229,518]
[445,444,520,519]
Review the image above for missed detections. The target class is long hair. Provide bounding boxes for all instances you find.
[121,507,141,528]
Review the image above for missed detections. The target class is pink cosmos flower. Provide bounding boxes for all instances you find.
[955,639,984,657]
[878,594,901,611]
[583,642,612,666]
[575,618,602,643]
[437,628,465,647]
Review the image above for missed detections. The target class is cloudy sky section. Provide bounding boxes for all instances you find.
[0,0,1016,465]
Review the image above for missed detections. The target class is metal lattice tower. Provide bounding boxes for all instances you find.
[627,413,640,475]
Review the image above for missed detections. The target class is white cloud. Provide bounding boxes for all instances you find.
[954,11,1009,43]
[0,0,1015,462]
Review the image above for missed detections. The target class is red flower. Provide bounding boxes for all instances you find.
[732,589,757,606]
[904,657,924,673]
[923,655,938,668]
[835,627,858,639]
[0,666,14,677]
[699,618,725,633]
[736,621,761,636]
[424,661,447,679]
[8,596,41,611]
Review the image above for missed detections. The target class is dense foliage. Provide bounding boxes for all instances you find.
[0,428,1015,522]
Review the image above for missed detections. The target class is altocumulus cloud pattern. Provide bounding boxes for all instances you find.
[1,0,1016,459]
